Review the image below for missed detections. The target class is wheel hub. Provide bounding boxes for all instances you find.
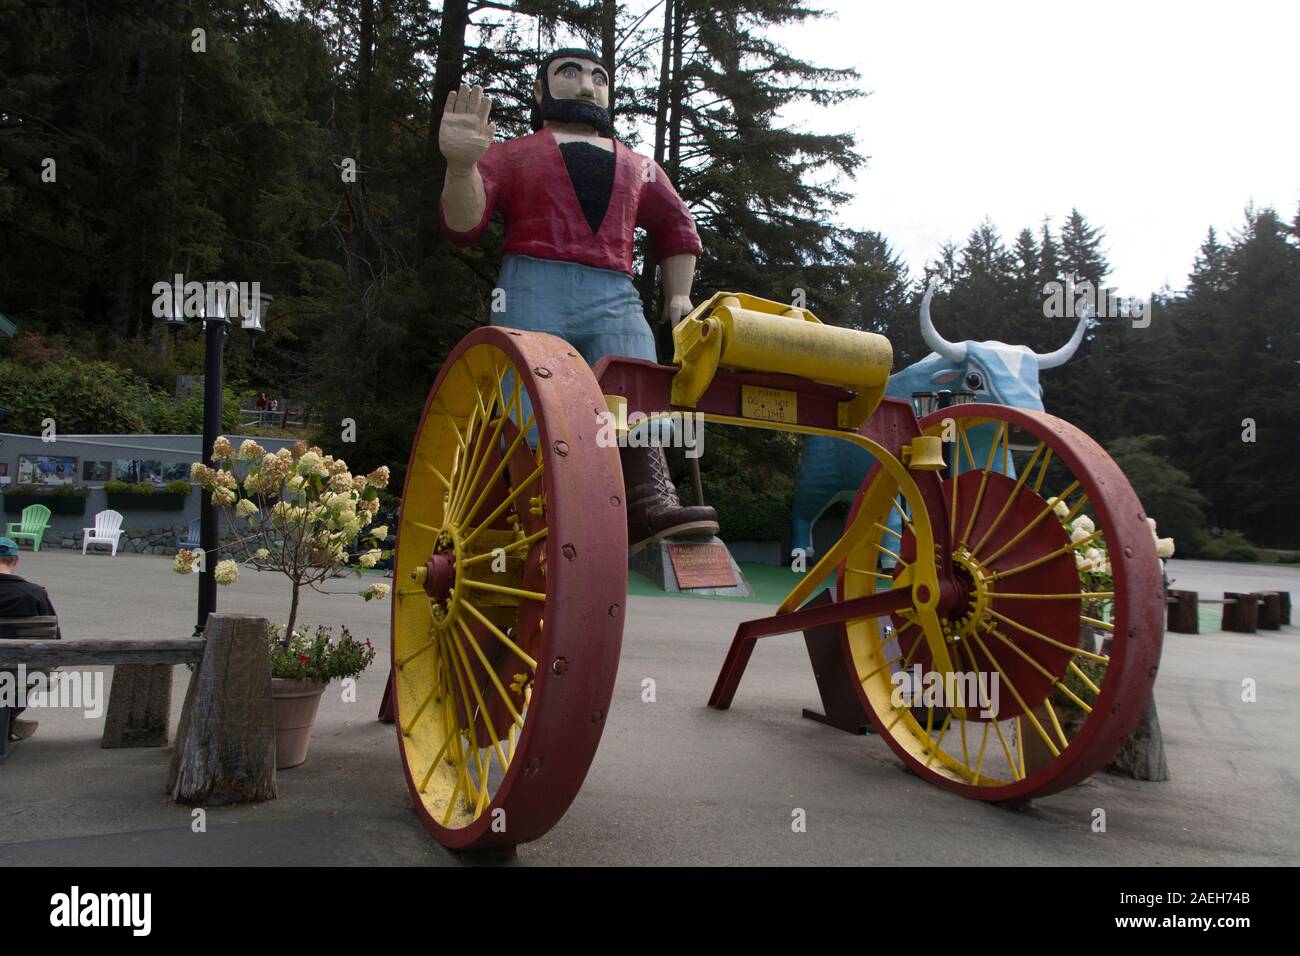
[425,551,456,604]
[945,547,993,639]
[412,527,464,627]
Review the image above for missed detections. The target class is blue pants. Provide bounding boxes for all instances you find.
[491,255,665,442]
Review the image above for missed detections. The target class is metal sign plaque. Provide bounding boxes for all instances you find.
[667,542,739,589]
[741,384,797,424]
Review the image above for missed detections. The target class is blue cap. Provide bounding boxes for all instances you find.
[0,538,20,556]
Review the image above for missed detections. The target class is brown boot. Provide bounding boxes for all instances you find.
[620,444,719,554]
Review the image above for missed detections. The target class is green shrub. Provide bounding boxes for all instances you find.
[162,480,192,496]
[1193,529,1260,562]
[0,355,245,436]
[105,480,154,495]
[4,483,90,497]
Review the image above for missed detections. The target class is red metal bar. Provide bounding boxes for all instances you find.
[708,587,914,710]
[592,356,856,432]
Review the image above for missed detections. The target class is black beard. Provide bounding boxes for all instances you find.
[532,93,613,136]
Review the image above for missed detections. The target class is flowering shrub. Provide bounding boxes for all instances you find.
[1045,497,1177,633]
[268,623,376,683]
[173,437,392,644]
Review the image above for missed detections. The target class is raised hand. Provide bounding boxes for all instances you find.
[439,83,495,173]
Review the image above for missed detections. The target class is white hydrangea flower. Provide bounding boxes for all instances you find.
[254,547,270,560]
[1070,524,1093,544]
[359,549,382,568]
[1156,537,1175,559]
[238,439,265,460]
[173,549,199,574]
[235,498,259,519]
[214,559,239,586]
[1071,514,1095,536]
[1050,498,1070,520]
[296,451,329,477]
[361,582,390,601]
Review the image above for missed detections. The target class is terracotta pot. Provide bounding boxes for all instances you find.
[271,678,328,769]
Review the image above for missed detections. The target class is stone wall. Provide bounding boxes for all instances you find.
[44,525,245,557]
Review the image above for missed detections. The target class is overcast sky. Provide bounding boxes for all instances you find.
[772,0,1300,296]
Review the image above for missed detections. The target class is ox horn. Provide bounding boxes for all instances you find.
[1035,304,1090,369]
[919,281,966,363]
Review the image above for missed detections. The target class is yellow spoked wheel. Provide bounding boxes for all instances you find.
[839,405,1164,801]
[392,327,626,850]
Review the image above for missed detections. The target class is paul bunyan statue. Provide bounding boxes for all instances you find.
[438,47,717,552]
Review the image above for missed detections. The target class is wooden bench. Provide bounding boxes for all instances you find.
[0,620,204,760]
[1165,590,1293,634]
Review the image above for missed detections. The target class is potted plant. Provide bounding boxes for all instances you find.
[173,437,392,768]
[2,483,91,515]
[105,479,192,510]
[265,623,376,767]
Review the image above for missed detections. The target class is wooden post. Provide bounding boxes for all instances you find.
[169,614,276,805]
[1166,589,1199,634]
[1222,593,1258,633]
[1280,591,1292,626]
[1104,693,1170,781]
[103,664,174,748]
[1257,592,1283,631]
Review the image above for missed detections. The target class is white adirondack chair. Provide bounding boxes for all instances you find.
[82,509,125,556]
[179,517,201,550]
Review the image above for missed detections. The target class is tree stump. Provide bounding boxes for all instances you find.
[1166,589,1199,634]
[1104,693,1169,781]
[1221,593,1258,633]
[168,614,276,805]
[102,664,173,748]
[1257,592,1283,631]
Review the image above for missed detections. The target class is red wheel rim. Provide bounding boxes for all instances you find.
[391,327,627,848]
[838,405,1164,801]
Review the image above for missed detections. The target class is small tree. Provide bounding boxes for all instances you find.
[175,438,391,641]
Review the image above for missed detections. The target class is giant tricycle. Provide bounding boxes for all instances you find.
[388,291,1164,850]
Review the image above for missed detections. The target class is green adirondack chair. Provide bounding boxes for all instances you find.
[6,503,52,551]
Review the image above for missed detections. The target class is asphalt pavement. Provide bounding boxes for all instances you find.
[1,549,1297,866]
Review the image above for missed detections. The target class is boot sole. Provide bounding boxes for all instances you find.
[628,522,720,557]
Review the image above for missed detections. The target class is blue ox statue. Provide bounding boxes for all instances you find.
[790,283,1087,556]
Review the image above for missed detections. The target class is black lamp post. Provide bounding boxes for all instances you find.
[163,284,271,635]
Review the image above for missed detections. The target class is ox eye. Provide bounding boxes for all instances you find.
[965,372,984,390]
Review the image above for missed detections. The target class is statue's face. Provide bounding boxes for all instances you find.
[534,57,609,109]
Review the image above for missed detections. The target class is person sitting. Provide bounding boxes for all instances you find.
[0,537,59,744]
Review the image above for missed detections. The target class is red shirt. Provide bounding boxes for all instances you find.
[440,129,702,276]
